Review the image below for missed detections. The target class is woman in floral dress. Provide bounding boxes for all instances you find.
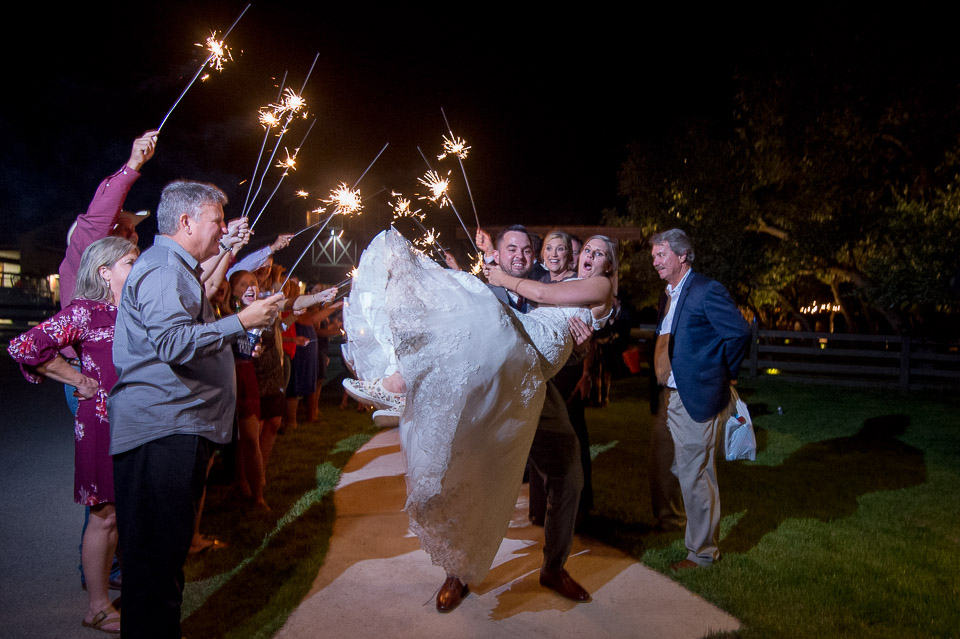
[8,236,138,633]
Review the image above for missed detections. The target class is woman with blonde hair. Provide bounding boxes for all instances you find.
[8,236,139,633]
[539,229,577,282]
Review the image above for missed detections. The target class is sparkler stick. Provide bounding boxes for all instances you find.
[441,107,481,230]
[417,145,435,172]
[244,100,302,217]
[249,117,317,231]
[352,142,389,189]
[157,3,250,132]
[280,211,331,292]
[333,268,359,302]
[241,72,288,217]
[241,75,289,217]
[244,54,318,218]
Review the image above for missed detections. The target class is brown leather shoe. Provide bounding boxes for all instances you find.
[669,559,700,571]
[436,576,469,612]
[539,569,590,602]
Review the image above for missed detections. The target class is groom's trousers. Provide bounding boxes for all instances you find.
[527,379,583,573]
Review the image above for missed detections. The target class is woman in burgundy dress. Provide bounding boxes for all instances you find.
[8,236,138,633]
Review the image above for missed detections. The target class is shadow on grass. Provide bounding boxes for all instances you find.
[586,377,928,564]
[719,414,927,554]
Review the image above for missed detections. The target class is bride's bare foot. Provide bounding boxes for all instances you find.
[382,372,407,394]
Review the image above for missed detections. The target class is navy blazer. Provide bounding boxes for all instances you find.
[656,271,752,422]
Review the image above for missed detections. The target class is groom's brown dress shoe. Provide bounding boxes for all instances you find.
[539,569,590,602]
[436,576,469,612]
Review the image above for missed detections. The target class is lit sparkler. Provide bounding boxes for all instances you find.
[157,3,250,132]
[248,117,317,230]
[272,88,307,116]
[282,142,386,289]
[469,254,485,276]
[440,107,482,231]
[391,193,425,221]
[259,109,280,129]
[437,134,471,160]
[325,183,363,216]
[417,170,451,206]
[416,168,478,254]
[277,148,298,171]
[296,190,309,198]
[196,31,233,72]
[245,54,319,221]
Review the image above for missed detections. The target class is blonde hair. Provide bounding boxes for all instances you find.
[541,229,573,270]
[72,237,138,303]
[583,234,618,295]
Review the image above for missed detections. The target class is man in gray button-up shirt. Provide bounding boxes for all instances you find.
[108,180,282,638]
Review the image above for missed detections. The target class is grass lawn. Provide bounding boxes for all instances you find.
[179,378,380,639]
[180,368,960,638]
[586,375,960,638]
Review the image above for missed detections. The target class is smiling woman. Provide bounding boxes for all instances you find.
[6,236,139,634]
[540,230,575,282]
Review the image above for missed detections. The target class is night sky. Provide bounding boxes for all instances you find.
[2,3,956,263]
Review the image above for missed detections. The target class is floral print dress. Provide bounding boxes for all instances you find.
[7,298,119,505]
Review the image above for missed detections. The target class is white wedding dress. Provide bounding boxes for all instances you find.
[344,230,599,583]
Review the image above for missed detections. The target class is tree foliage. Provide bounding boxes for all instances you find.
[610,59,960,335]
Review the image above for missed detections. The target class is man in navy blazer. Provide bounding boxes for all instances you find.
[648,228,752,569]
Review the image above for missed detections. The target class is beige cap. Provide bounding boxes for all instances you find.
[66,209,151,246]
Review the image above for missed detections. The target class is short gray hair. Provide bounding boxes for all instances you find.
[650,228,695,263]
[72,237,139,303]
[156,180,228,235]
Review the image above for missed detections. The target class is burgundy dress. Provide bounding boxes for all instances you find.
[7,299,119,505]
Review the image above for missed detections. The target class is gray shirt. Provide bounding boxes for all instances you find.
[108,235,245,455]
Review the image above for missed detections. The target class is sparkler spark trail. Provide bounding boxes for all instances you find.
[284,140,382,289]
[417,170,451,206]
[437,134,471,160]
[325,183,363,216]
[469,254,485,276]
[157,3,250,132]
[277,148,298,171]
[258,109,280,129]
[196,31,233,72]
[271,88,307,116]
[390,193,424,221]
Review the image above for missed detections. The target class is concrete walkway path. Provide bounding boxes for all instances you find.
[276,428,739,639]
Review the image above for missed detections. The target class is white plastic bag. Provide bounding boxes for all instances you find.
[724,387,756,461]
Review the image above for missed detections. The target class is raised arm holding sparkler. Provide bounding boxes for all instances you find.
[59,129,159,310]
[200,217,252,298]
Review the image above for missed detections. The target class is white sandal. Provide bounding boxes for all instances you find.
[342,378,406,411]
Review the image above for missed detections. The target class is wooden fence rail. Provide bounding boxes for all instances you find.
[632,324,960,391]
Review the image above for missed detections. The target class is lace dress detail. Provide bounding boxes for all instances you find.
[344,230,600,583]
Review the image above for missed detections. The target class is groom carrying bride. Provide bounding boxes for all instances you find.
[343,224,613,613]
[432,225,592,611]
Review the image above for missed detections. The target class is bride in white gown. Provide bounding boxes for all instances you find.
[343,228,615,591]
